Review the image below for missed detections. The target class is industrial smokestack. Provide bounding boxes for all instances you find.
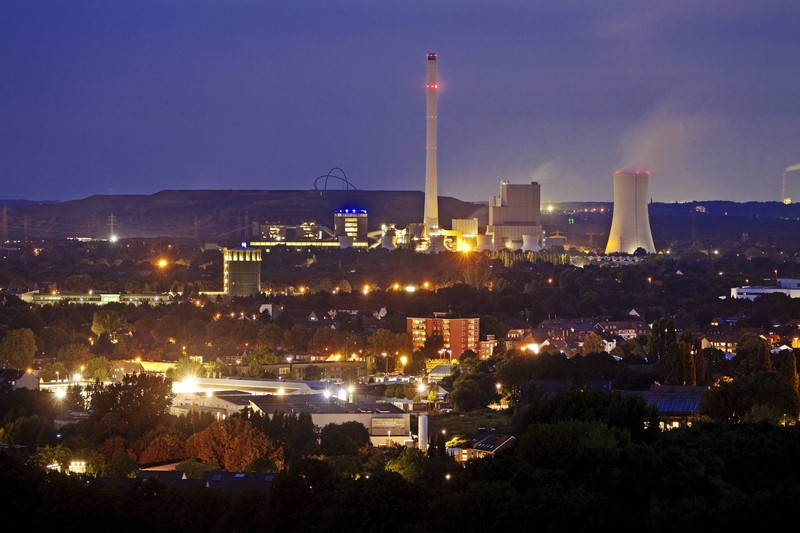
[423,52,439,235]
[605,170,656,254]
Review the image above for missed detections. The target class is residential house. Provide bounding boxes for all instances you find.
[640,384,708,429]
[0,368,39,390]
[451,431,516,463]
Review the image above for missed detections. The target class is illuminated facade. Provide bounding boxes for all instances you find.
[223,246,262,297]
[20,290,171,306]
[333,209,368,241]
[605,170,656,254]
[407,317,480,360]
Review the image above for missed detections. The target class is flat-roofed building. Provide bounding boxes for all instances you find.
[407,317,480,360]
[223,245,262,297]
[249,394,413,447]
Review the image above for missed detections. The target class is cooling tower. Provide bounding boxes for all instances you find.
[605,170,655,254]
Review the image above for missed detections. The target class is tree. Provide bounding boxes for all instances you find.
[167,356,206,382]
[773,349,799,393]
[319,421,370,456]
[448,379,484,412]
[662,330,697,386]
[0,328,37,369]
[519,389,660,442]
[646,317,676,364]
[0,414,54,447]
[152,314,183,343]
[308,328,342,355]
[38,361,68,383]
[136,428,187,465]
[185,417,283,471]
[245,410,318,462]
[580,332,606,355]
[422,334,445,359]
[37,326,71,359]
[386,447,427,482]
[65,383,87,412]
[230,319,259,348]
[89,373,175,437]
[735,334,773,376]
[700,372,800,423]
[28,444,73,472]
[91,309,129,341]
[257,323,286,352]
[57,343,92,371]
[286,412,318,462]
[283,325,313,352]
[366,328,411,358]
[84,356,112,382]
[302,365,324,381]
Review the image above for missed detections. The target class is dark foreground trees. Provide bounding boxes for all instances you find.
[6,397,800,532]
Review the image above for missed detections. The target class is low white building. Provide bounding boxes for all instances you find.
[731,278,800,300]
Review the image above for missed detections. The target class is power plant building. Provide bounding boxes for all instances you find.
[223,246,262,297]
[333,209,368,241]
[604,170,656,254]
[486,181,543,251]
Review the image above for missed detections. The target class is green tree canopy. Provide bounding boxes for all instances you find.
[0,328,37,369]
[89,373,175,437]
[319,421,370,456]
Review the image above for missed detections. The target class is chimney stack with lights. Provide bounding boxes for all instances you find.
[423,52,439,236]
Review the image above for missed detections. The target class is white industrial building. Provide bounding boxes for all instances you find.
[731,278,800,300]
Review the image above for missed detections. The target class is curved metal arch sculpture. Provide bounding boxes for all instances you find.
[314,167,358,192]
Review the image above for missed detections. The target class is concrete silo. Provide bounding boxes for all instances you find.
[604,170,656,254]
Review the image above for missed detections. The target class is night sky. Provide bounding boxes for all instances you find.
[2,1,799,204]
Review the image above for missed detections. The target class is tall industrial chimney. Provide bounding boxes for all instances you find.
[605,170,656,254]
[423,52,439,235]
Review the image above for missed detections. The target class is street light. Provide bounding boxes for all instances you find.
[417,383,427,402]
[55,388,66,417]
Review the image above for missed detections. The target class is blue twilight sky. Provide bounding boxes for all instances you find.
[2,0,799,204]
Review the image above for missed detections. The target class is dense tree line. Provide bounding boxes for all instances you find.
[3,391,800,531]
